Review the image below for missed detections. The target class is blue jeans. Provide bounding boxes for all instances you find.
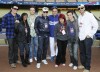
[68,42,78,66]
[79,38,93,70]
[29,36,38,59]
[18,42,29,56]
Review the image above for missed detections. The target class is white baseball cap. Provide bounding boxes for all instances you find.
[78,4,85,8]
[42,7,49,11]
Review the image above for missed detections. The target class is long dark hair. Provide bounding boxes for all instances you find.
[20,13,28,21]
[58,13,67,26]
[20,13,28,27]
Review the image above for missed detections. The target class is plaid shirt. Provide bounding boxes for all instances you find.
[2,12,20,38]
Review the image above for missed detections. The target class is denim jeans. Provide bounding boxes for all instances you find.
[79,38,93,70]
[37,35,49,63]
[7,38,18,64]
[18,41,29,56]
[68,42,78,66]
[29,36,38,59]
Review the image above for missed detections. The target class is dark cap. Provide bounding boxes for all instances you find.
[11,2,18,8]
[51,6,58,10]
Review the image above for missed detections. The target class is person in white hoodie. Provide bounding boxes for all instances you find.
[78,4,98,72]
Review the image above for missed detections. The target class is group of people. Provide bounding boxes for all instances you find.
[1,3,98,72]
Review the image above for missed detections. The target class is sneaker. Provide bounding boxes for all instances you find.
[36,63,41,68]
[73,66,78,70]
[83,69,90,72]
[50,56,55,62]
[42,60,48,64]
[62,64,66,66]
[34,57,37,61]
[78,65,84,69]
[55,64,58,67]
[29,58,33,63]
[69,63,73,67]
[10,63,16,68]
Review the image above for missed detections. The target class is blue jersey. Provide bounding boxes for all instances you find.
[49,15,59,37]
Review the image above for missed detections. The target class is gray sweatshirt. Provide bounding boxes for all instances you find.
[67,19,79,42]
[54,22,68,42]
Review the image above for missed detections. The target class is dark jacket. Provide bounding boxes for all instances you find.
[54,22,68,42]
[34,16,49,36]
[67,19,79,43]
[15,21,31,43]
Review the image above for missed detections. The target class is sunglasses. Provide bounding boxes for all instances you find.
[78,7,84,10]
[43,11,48,13]
[13,8,19,10]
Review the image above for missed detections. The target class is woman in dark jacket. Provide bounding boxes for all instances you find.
[15,13,31,67]
[54,14,68,67]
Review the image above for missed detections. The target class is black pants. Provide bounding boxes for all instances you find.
[7,38,18,64]
[79,38,93,70]
[37,36,49,63]
[56,39,68,65]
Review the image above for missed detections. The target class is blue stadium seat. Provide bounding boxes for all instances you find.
[0,25,1,32]
[0,18,2,32]
[1,0,11,2]
[24,0,33,1]
[95,30,100,40]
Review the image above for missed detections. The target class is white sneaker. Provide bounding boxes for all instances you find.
[29,58,33,63]
[78,65,84,69]
[62,64,66,66]
[69,63,73,67]
[34,57,37,61]
[55,65,58,67]
[73,66,78,70]
[42,60,48,64]
[83,69,90,72]
[10,63,16,68]
[36,63,41,68]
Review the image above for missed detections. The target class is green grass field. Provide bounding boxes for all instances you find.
[0,39,7,45]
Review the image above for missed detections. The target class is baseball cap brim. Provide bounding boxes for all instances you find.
[78,4,85,8]
[42,7,49,11]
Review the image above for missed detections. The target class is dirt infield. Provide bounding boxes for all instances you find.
[0,46,100,72]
